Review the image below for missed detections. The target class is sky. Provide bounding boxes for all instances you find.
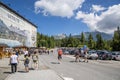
[1,0,120,36]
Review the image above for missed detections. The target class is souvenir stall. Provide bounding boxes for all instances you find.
[13,45,29,55]
[0,43,8,59]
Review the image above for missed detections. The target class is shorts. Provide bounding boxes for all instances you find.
[75,55,80,58]
[33,60,37,63]
[58,55,62,60]
[85,54,88,58]
[24,64,29,67]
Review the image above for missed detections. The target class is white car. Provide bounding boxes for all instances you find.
[88,51,98,60]
[115,53,120,61]
[112,52,120,60]
[63,50,69,55]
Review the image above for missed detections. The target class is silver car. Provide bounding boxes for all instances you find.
[88,51,98,60]
[112,51,120,60]
[115,52,120,61]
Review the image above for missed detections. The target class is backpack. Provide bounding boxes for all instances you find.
[58,50,62,55]
[25,58,29,64]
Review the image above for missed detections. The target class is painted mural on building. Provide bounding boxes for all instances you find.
[0,5,37,47]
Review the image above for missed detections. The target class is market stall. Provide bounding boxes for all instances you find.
[0,43,9,59]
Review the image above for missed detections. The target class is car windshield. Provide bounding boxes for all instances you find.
[112,52,120,55]
[117,52,120,55]
[88,51,96,54]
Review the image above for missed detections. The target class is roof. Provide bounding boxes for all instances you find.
[13,45,28,48]
[0,1,37,28]
[0,43,9,47]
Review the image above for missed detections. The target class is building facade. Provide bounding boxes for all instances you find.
[0,2,37,47]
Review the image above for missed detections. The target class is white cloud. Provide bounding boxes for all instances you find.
[92,5,106,12]
[75,11,101,31]
[75,4,120,34]
[34,0,85,18]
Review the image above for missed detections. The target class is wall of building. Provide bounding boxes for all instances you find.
[0,4,37,47]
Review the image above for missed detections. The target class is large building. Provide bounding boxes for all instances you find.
[0,2,37,47]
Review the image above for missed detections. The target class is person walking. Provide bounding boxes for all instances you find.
[24,49,28,57]
[9,52,19,73]
[32,51,39,70]
[47,50,49,55]
[24,55,30,72]
[15,50,19,57]
[74,50,80,62]
[57,49,63,64]
[84,51,88,63]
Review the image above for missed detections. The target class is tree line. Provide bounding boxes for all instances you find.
[37,33,55,48]
[37,27,120,51]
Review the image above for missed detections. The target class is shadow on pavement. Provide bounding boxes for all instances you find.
[51,62,60,64]
[69,61,76,63]
[18,71,27,73]
[3,71,12,74]
[29,68,35,70]
[17,68,35,73]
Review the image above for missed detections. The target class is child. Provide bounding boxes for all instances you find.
[24,55,30,72]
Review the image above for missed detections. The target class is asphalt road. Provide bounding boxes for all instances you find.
[39,49,120,80]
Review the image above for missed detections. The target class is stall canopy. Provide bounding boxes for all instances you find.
[12,45,28,49]
[0,43,9,47]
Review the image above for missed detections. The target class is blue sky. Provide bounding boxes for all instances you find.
[1,0,120,36]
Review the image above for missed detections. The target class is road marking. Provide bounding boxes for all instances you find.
[63,77,74,80]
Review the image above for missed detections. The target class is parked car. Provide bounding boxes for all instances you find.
[111,51,120,60]
[63,50,69,55]
[115,53,120,61]
[97,51,112,60]
[112,52,120,61]
[88,50,98,60]
[69,50,76,55]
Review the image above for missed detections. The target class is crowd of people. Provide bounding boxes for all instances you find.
[74,49,88,63]
[9,48,39,73]
[9,47,88,73]
[57,48,89,64]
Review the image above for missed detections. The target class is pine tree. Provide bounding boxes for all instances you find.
[96,34,104,50]
[88,33,94,49]
[112,26,120,51]
[80,32,85,45]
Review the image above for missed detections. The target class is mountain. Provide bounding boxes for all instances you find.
[54,31,113,40]
[84,31,113,40]
[53,33,66,39]
[71,31,113,40]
